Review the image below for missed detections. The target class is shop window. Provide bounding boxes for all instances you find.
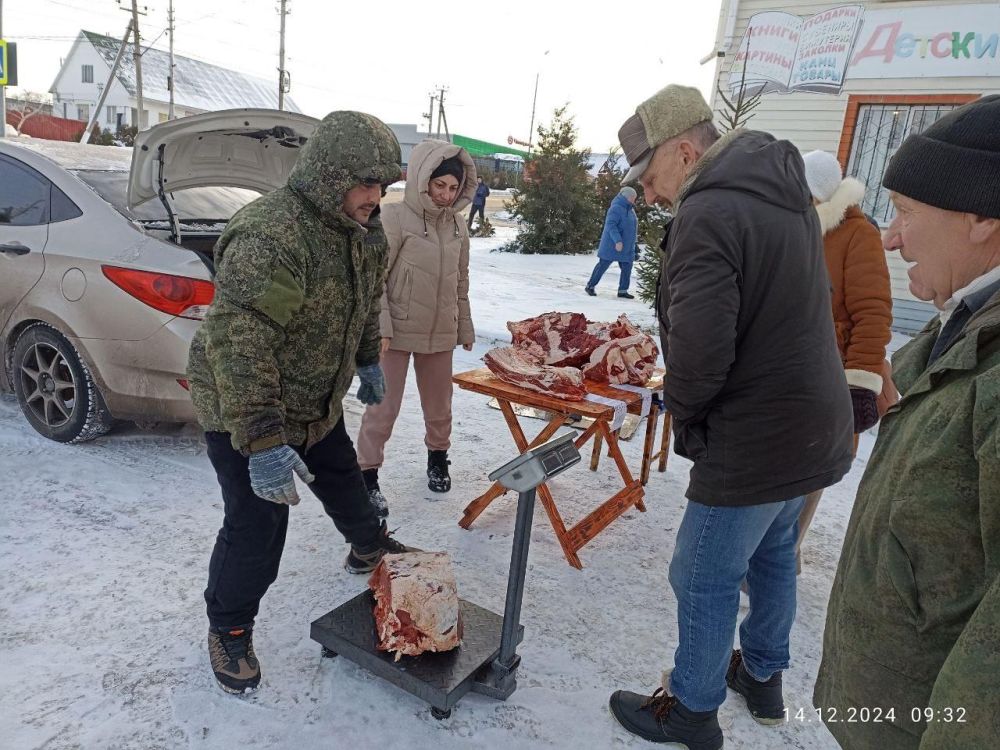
[838,95,977,225]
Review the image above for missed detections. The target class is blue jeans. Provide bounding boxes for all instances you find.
[587,258,632,291]
[668,496,805,711]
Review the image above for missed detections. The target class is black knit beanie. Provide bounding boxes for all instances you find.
[430,155,464,183]
[883,95,1000,218]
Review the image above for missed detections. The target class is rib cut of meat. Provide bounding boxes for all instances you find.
[588,314,644,342]
[369,552,462,661]
[508,312,605,367]
[582,333,659,386]
[484,346,587,401]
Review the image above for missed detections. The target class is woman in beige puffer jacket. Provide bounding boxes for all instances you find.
[356,139,477,515]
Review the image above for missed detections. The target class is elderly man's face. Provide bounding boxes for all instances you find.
[884,193,999,309]
[638,138,699,209]
[342,182,382,225]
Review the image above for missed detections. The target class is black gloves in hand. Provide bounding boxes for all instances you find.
[850,387,880,434]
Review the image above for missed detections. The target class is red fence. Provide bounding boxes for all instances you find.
[6,111,89,142]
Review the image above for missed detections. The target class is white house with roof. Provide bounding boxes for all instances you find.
[50,30,299,131]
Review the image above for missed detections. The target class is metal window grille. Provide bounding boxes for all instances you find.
[846,103,959,226]
[82,64,94,83]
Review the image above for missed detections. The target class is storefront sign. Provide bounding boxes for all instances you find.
[729,3,999,96]
[851,3,1000,79]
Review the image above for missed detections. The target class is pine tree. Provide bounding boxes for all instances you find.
[716,27,762,133]
[505,106,600,254]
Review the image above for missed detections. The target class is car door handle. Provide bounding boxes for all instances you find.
[0,242,31,256]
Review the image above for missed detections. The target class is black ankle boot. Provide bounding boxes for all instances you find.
[609,688,722,749]
[726,649,785,725]
[427,449,451,493]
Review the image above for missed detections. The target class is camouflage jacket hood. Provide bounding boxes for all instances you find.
[288,111,402,229]
[186,111,402,453]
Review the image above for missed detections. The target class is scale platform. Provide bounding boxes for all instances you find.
[311,591,524,718]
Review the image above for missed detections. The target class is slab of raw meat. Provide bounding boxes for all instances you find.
[369,552,462,661]
[582,333,659,386]
[484,346,587,401]
[588,314,644,342]
[507,312,605,367]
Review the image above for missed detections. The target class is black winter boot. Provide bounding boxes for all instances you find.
[726,649,785,725]
[427,449,451,493]
[344,521,415,574]
[208,624,261,694]
[361,468,389,518]
[609,688,723,748]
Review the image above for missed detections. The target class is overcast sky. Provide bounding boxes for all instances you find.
[5,0,723,151]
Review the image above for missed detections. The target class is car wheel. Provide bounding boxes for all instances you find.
[11,324,113,443]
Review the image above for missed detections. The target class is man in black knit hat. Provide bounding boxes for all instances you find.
[815,95,1000,750]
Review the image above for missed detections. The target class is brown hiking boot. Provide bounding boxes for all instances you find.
[344,521,415,574]
[208,624,261,694]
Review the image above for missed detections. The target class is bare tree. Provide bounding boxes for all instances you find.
[716,28,762,133]
[9,92,50,136]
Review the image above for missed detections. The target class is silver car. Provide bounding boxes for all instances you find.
[0,109,319,442]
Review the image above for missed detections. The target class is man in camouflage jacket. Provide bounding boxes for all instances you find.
[814,96,1000,748]
[187,111,413,695]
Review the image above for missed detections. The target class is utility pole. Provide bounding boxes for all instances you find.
[277,0,288,110]
[1,0,6,139]
[81,19,133,143]
[423,92,434,134]
[167,0,175,119]
[527,51,548,157]
[438,92,450,141]
[120,0,147,130]
[434,85,448,140]
[527,72,539,157]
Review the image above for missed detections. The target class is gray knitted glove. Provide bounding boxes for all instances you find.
[248,445,314,505]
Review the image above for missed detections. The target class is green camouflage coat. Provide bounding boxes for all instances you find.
[186,111,401,453]
[814,290,1000,749]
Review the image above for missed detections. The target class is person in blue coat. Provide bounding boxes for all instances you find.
[586,186,639,298]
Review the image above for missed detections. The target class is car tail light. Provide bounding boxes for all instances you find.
[102,266,215,320]
[176,379,190,391]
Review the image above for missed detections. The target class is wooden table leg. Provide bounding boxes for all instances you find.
[536,481,583,569]
[459,401,567,529]
[640,407,658,486]
[658,410,671,472]
[599,419,646,513]
[590,430,603,472]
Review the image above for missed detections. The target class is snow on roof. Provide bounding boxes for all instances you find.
[588,152,627,178]
[4,136,133,171]
[81,30,300,114]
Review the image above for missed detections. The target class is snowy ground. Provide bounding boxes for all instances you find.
[1,228,909,749]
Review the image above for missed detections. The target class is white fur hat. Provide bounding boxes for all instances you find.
[802,150,843,203]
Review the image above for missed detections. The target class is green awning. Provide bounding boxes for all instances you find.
[452,134,529,160]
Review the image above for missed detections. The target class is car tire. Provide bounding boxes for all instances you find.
[11,324,113,443]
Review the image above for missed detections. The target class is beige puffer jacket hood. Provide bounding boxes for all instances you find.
[379,139,477,353]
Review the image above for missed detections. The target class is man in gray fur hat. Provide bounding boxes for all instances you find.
[607,84,852,748]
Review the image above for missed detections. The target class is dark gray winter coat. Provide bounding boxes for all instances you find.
[657,129,854,506]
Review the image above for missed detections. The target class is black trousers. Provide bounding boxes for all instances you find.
[204,418,380,628]
[468,203,485,228]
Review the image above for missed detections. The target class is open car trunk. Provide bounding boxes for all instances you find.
[127,109,320,248]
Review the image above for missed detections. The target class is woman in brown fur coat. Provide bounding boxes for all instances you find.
[797,150,893,570]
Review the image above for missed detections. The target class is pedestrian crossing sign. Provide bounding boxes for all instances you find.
[0,41,16,87]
